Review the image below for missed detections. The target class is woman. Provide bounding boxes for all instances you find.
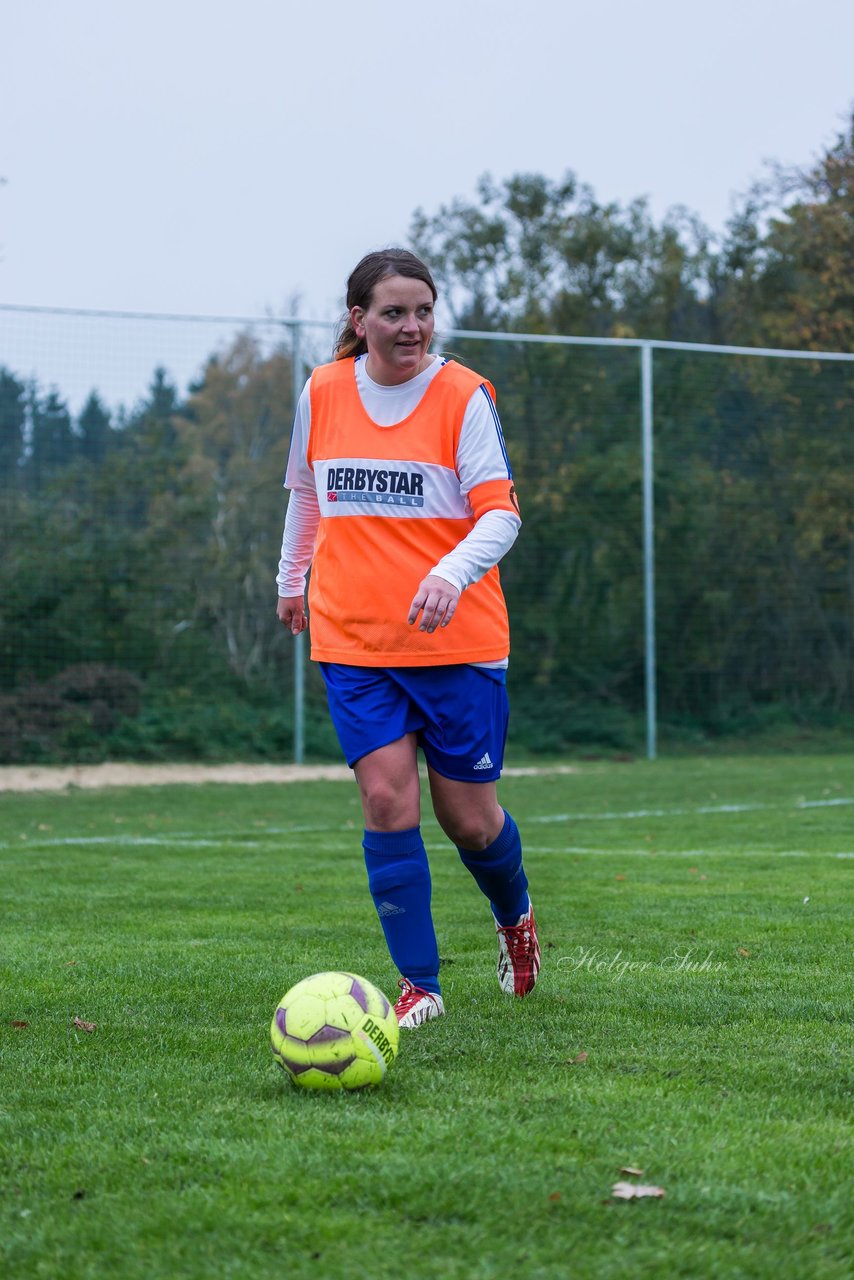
[276,248,539,1027]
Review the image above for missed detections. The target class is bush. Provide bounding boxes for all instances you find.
[0,664,142,763]
[0,663,343,765]
[49,663,142,721]
[508,688,642,754]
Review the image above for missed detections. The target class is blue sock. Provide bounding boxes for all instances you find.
[362,826,441,995]
[456,810,529,927]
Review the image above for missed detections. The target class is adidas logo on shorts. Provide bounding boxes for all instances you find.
[473,752,494,771]
[377,900,405,917]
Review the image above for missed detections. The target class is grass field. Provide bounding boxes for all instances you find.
[2,755,853,1279]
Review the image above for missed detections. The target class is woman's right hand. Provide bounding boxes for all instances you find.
[277,596,308,636]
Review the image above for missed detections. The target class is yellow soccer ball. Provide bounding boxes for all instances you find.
[270,971,399,1091]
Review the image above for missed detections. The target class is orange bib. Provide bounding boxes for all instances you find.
[305,358,515,666]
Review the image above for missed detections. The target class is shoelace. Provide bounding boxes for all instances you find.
[394,978,431,1017]
[497,919,537,966]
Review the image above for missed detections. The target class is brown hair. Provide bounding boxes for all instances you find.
[334,248,438,360]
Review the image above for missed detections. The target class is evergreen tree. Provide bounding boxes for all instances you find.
[125,367,180,462]
[0,367,26,485]
[144,366,179,422]
[28,388,75,489]
[77,390,112,464]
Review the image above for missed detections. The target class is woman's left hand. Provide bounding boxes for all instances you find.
[407,574,461,633]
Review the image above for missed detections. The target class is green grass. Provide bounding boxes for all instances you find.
[2,755,853,1279]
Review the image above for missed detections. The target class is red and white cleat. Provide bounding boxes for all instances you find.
[394,978,445,1028]
[495,901,541,996]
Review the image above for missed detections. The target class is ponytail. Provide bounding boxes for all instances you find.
[334,319,368,361]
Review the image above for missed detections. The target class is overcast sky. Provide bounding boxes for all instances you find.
[1,0,852,410]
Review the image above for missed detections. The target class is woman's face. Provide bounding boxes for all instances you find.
[350,274,435,385]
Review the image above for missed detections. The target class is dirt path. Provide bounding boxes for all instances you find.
[0,762,576,792]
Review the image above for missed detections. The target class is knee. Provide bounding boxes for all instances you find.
[439,813,495,851]
[360,778,417,832]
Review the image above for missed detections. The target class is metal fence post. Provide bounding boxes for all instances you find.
[290,321,305,765]
[641,343,657,760]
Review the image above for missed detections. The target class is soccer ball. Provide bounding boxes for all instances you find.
[270,971,399,1091]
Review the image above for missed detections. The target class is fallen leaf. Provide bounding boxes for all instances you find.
[548,1192,561,1202]
[10,1020,29,1029]
[612,1181,665,1200]
[620,1166,645,1177]
[72,1017,97,1033]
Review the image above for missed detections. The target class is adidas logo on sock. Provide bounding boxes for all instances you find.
[377,900,406,917]
[473,751,493,771]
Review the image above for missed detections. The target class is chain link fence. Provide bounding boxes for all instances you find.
[1,303,852,763]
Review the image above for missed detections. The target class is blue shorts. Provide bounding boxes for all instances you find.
[319,663,509,783]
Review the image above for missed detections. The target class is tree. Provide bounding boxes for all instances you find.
[77,390,112,464]
[0,367,26,484]
[720,112,854,351]
[411,171,715,340]
[180,332,296,684]
[27,388,75,489]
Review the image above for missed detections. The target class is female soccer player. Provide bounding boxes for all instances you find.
[276,248,539,1027]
